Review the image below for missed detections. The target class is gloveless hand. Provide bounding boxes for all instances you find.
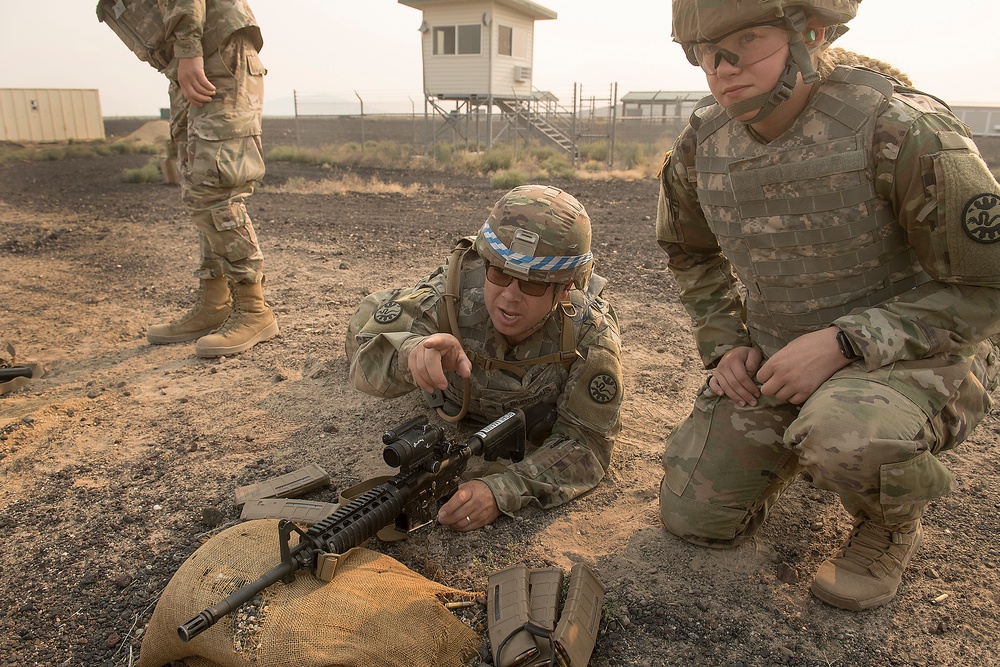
[177,56,216,106]
[406,333,472,393]
[756,326,853,404]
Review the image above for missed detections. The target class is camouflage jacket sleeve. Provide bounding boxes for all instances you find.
[480,297,624,515]
[158,0,206,58]
[158,0,261,58]
[348,267,447,398]
[833,92,1000,368]
[656,124,751,368]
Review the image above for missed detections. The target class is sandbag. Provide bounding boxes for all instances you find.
[138,519,480,667]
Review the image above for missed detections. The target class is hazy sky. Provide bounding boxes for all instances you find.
[2,1,997,117]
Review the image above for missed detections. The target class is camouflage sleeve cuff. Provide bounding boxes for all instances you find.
[396,334,428,385]
[172,39,203,59]
[479,472,529,516]
[169,15,203,58]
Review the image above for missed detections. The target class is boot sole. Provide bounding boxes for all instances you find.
[147,327,219,345]
[194,320,279,358]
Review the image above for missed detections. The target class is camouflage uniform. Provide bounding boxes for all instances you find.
[97,0,266,284]
[656,66,1000,545]
[345,249,623,516]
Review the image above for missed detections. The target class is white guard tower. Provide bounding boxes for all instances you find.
[399,0,576,154]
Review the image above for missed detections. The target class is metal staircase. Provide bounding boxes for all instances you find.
[494,98,577,158]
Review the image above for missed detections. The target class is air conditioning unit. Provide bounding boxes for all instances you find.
[514,66,531,83]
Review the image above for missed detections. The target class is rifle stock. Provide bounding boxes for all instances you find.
[178,408,536,642]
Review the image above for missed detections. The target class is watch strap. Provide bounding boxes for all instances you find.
[836,329,862,360]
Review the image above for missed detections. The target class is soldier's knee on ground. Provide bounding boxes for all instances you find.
[658,476,759,549]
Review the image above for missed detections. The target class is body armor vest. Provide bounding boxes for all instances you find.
[97,0,262,72]
[97,0,171,70]
[693,66,931,356]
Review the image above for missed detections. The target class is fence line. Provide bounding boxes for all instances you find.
[287,86,695,166]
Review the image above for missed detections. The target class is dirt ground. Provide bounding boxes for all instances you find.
[2,123,999,667]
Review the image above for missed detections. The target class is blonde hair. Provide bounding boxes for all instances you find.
[816,47,913,85]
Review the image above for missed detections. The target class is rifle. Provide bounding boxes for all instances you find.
[178,406,549,642]
[0,366,33,382]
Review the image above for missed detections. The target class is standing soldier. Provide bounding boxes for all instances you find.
[97,0,278,357]
[657,0,1000,610]
[346,185,623,530]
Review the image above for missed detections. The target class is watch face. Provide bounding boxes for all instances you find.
[837,330,860,360]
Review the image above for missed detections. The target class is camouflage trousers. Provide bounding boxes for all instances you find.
[167,34,266,284]
[659,340,1000,547]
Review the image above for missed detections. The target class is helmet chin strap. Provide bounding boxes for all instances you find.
[724,8,820,125]
[517,284,570,340]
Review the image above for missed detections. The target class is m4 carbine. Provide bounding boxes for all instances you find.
[178,406,544,642]
[0,366,33,382]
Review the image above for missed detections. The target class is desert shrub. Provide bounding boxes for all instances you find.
[266,145,314,163]
[262,173,421,196]
[432,142,455,164]
[578,142,609,164]
[123,158,162,184]
[614,142,647,169]
[490,169,527,190]
[480,145,514,172]
[539,154,576,180]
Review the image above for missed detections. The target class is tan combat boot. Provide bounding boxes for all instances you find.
[811,517,923,611]
[194,278,278,357]
[147,278,231,344]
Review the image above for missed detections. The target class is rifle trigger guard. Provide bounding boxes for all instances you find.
[277,519,308,583]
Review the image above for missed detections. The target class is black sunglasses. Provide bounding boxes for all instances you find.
[485,264,552,297]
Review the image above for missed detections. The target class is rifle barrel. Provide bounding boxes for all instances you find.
[0,366,33,382]
[178,559,297,641]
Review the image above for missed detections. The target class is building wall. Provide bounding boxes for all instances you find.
[417,2,536,100]
[952,105,1000,138]
[490,6,534,99]
[0,89,105,143]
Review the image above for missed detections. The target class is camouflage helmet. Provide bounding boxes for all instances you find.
[672,0,859,123]
[474,185,594,290]
[672,0,859,48]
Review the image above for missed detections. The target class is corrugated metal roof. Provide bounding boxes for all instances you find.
[620,91,710,103]
[398,0,557,20]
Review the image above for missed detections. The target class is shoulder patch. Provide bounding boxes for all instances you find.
[962,193,1000,244]
[373,301,403,323]
[588,373,619,404]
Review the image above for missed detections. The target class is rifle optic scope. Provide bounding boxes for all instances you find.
[383,420,445,469]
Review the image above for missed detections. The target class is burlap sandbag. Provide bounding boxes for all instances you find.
[0,341,44,396]
[138,519,480,667]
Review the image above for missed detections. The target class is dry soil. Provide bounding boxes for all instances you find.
[1,126,999,667]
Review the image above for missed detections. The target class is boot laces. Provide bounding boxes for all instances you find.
[170,303,208,326]
[217,285,243,331]
[838,518,917,578]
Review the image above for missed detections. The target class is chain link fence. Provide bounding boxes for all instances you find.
[277,86,706,168]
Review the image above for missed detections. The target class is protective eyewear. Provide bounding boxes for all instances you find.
[485,264,552,297]
[687,21,790,75]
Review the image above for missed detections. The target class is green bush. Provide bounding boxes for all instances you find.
[480,145,514,172]
[540,154,576,180]
[432,142,455,164]
[490,169,527,190]
[614,142,647,169]
[123,158,162,184]
[265,145,314,163]
[578,142,609,163]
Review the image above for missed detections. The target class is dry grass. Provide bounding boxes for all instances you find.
[261,173,432,196]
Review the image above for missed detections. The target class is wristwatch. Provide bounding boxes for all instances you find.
[836,329,862,360]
